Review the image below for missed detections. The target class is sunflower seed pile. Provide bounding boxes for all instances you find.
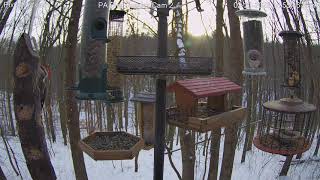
[84,133,140,150]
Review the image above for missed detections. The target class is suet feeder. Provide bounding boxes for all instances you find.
[236,9,267,76]
[279,31,303,90]
[166,77,246,133]
[131,92,156,149]
[79,131,144,160]
[75,0,123,103]
[254,97,316,155]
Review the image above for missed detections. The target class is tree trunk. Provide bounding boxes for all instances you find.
[279,155,293,176]
[219,125,239,180]
[215,0,224,75]
[207,128,221,180]
[226,0,243,104]
[179,129,195,180]
[13,33,56,180]
[64,0,88,179]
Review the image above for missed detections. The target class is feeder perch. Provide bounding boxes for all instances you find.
[279,31,303,90]
[79,131,144,160]
[131,92,156,149]
[166,77,246,133]
[236,9,267,76]
[117,56,212,75]
[254,97,316,156]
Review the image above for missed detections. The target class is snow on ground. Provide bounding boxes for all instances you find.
[1,130,319,180]
[1,103,319,180]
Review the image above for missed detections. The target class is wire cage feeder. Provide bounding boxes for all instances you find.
[254,98,316,155]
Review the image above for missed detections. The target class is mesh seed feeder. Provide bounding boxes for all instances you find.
[236,9,267,76]
[279,31,303,90]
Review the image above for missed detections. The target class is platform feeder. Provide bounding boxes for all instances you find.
[166,77,246,133]
[131,92,156,149]
[76,0,123,103]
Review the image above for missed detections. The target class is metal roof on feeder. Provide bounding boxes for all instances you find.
[263,98,316,114]
[131,92,156,103]
[235,9,267,18]
[167,77,242,98]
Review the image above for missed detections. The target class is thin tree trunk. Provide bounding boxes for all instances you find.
[226,0,243,104]
[314,134,320,156]
[208,129,221,180]
[279,156,293,176]
[219,125,239,180]
[64,0,88,179]
[179,129,195,180]
[13,33,56,180]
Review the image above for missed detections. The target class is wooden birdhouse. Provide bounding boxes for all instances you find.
[167,77,246,132]
[131,92,156,148]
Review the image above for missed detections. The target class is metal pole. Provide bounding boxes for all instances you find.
[154,0,168,179]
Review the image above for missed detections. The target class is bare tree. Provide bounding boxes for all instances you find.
[64,0,88,179]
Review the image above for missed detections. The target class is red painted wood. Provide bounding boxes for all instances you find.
[167,77,241,98]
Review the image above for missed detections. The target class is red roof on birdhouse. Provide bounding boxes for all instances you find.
[167,77,241,98]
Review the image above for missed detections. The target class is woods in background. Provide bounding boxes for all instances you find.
[0,0,320,180]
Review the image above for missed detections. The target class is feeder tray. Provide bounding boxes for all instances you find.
[167,106,246,133]
[117,56,212,75]
[253,135,310,156]
[75,87,124,103]
[79,131,144,160]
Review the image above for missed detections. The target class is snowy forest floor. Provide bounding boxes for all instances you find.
[1,112,320,180]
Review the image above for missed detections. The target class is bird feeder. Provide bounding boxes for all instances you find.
[131,92,156,149]
[109,10,126,36]
[166,77,246,132]
[79,131,144,160]
[279,31,303,90]
[254,97,316,155]
[117,56,212,75]
[236,9,267,76]
[76,0,123,103]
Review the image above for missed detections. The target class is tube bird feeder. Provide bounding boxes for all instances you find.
[279,31,303,94]
[236,9,267,76]
[76,0,123,103]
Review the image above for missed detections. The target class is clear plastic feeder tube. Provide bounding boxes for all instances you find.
[236,9,267,76]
